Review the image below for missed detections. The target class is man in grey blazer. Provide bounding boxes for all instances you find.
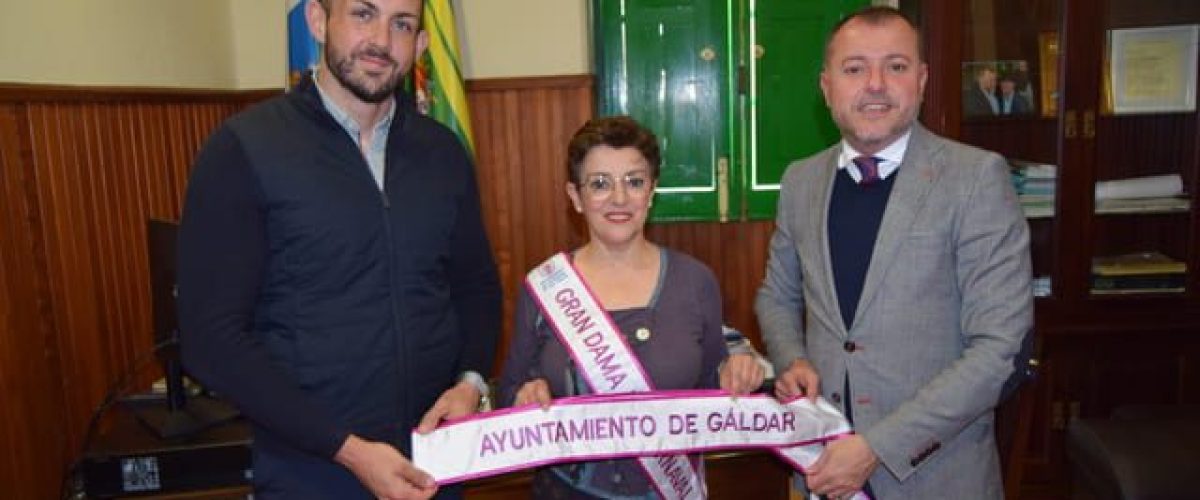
[755,6,1032,499]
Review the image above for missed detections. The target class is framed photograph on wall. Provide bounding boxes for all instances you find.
[1108,24,1199,114]
[962,60,1037,118]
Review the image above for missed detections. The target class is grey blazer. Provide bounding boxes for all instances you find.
[756,124,1032,499]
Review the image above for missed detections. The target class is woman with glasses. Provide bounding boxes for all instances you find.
[497,116,764,499]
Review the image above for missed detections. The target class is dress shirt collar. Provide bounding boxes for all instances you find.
[836,129,912,183]
[312,69,394,189]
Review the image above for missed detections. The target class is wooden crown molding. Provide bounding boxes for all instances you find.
[0,83,281,103]
[0,74,595,102]
[466,74,593,92]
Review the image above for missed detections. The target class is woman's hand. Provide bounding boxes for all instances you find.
[514,378,552,409]
[719,353,766,395]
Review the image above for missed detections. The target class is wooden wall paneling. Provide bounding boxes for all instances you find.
[0,103,70,499]
[467,75,595,372]
[18,95,252,456]
[87,102,138,404]
[113,103,148,375]
[0,85,270,498]
[27,102,105,449]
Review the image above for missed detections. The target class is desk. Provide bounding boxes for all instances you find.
[80,404,251,499]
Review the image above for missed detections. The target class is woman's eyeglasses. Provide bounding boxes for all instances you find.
[581,172,652,200]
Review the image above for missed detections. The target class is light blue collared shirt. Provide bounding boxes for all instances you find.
[312,72,395,191]
[836,129,912,184]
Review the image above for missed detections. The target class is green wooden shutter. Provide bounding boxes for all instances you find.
[595,0,869,222]
[741,0,867,219]
[594,0,735,222]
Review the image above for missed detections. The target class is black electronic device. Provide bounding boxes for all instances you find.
[81,405,252,498]
[133,219,238,439]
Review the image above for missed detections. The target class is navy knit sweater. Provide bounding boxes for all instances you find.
[828,168,898,329]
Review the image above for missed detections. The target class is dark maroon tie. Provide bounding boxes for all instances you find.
[853,155,881,185]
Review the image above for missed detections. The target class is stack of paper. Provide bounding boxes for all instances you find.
[1094,174,1190,215]
[1095,174,1182,200]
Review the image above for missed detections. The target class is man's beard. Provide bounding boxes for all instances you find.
[327,44,402,103]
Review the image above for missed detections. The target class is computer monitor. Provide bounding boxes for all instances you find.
[132,219,238,439]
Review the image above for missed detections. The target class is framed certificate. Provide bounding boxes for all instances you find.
[1108,24,1199,114]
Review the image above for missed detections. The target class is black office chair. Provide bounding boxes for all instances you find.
[1066,404,1200,500]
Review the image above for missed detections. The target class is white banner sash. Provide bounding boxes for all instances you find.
[412,391,852,484]
[523,252,701,498]
[525,252,652,394]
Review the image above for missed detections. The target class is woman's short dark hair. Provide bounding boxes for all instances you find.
[566,116,661,185]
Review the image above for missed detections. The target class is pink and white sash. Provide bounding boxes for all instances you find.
[412,253,868,499]
[523,252,703,498]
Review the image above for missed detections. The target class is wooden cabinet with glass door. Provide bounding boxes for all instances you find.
[1087,6,1199,303]
[905,0,1200,497]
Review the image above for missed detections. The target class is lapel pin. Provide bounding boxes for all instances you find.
[635,327,651,341]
